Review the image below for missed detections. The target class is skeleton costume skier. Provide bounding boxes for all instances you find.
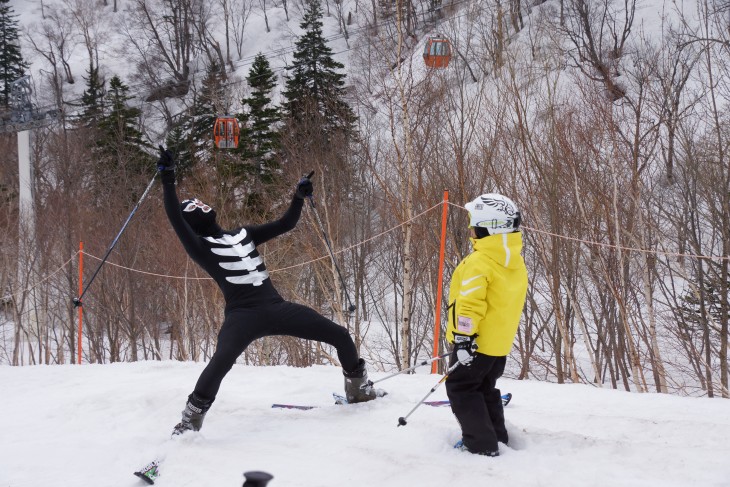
[156,147,382,436]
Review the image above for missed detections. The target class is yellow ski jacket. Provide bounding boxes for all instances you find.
[446,232,528,356]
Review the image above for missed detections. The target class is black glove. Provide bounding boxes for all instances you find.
[157,145,175,184]
[295,171,314,199]
[453,333,478,366]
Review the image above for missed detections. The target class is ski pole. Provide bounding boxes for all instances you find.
[305,172,356,313]
[73,174,158,307]
[397,361,460,427]
[369,353,450,387]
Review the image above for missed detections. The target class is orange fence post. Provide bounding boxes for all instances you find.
[77,241,83,365]
[431,190,449,373]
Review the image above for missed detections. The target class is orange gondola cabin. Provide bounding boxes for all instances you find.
[423,37,452,69]
[213,116,240,149]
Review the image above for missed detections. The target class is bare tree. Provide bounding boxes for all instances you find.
[188,1,227,77]
[121,0,200,100]
[231,0,254,59]
[259,0,270,33]
[218,0,234,67]
[561,0,636,100]
[63,0,108,77]
[26,7,78,85]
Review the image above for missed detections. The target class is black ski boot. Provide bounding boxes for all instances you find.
[172,393,211,436]
[343,359,386,403]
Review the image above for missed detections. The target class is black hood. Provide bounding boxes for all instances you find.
[181,198,221,236]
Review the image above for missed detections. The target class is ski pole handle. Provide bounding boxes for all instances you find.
[303,170,315,206]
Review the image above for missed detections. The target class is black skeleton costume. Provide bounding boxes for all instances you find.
[156,148,380,436]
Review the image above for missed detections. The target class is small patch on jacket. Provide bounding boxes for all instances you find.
[457,316,473,333]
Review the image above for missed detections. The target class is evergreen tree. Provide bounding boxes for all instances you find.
[80,66,106,125]
[96,76,150,172]
[281,0,356,136]
[678,274,729,332]
[0,0,28,107]
[238,53,281,183]
[179,61,225,166]
[165,125,192,178]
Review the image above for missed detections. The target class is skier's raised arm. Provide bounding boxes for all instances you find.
[157,146,207,260]
[245,174,313,246]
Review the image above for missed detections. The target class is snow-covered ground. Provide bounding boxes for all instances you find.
[1,361,728,487]
[3,4,730,486]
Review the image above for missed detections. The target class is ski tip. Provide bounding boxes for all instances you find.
[502,392,512,407]
[134,460,159,485]
[134,471,156,485]
[333,392,348,405]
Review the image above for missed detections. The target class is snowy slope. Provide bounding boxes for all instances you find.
[11,0,353,117]
[4,2,730,485]
[1,361,728,487]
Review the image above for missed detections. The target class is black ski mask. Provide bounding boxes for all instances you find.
[181,198,219,236]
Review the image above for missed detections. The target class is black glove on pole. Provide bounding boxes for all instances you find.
[157,145,176,184]
[295,171,314,199]
[302,171,357,314]
[452,333,478,366]
[72,147,168,307]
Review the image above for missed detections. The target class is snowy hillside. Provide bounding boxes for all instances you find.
[11,0,356,125]
[3,3,730,484]
[1,362,728,487]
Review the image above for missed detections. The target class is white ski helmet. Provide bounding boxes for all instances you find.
[464,193,521,234]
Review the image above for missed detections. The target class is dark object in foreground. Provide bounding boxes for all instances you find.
[243,471,274,487]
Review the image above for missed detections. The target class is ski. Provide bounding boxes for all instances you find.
[272,393,347,410]
[423,400,450,407]
[134,460,160,485]
[272,392,512,410]
[271,403,316,410]
[425,392,511,408]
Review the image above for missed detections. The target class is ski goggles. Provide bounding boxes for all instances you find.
[182,198,213,213]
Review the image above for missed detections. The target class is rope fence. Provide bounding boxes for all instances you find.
[446,201,730,263]
[3,199,728,303]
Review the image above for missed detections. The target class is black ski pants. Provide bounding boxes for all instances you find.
[193,300,360,403]
[445,354,508,454]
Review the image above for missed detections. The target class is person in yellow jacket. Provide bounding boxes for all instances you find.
[445,193,528,456]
